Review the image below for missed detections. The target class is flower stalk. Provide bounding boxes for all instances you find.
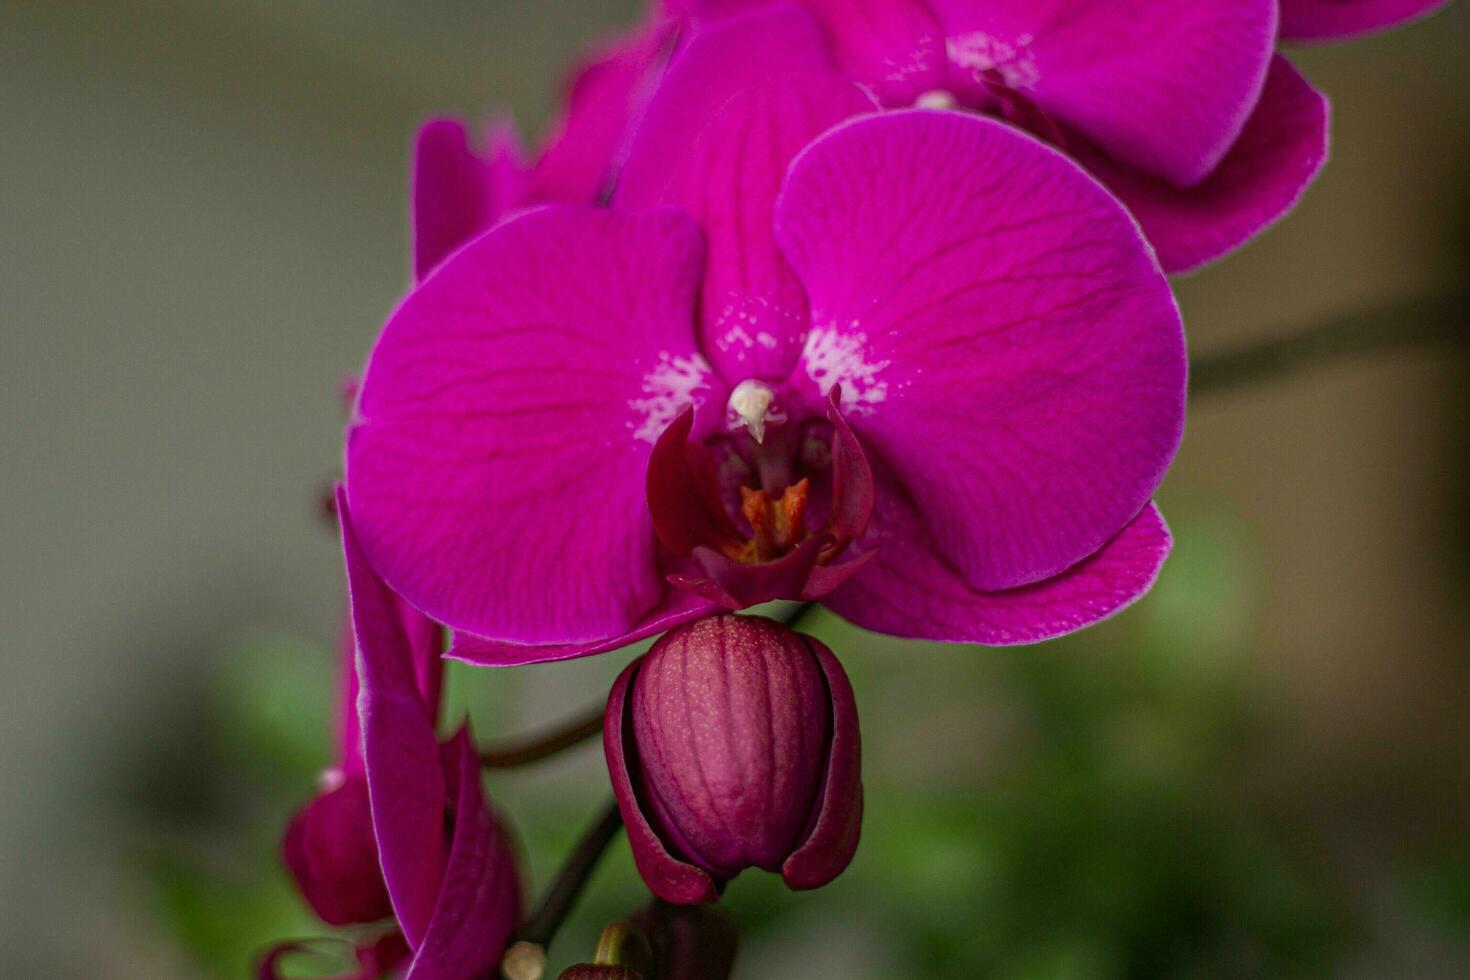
[1190,291,1468,396]
[503,799,626,979]
[480,705,606,769]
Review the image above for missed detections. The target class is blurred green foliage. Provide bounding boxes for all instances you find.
[120,512,1453,977]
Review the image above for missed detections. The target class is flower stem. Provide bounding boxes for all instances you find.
[480,705,605,769]
[781,600,817,628]
[1190,291,1467,396]
[503,798,625,978]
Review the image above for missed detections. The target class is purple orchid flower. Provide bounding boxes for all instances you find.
[408,22,675,282]
[412,118,529,281]
[524,19,678,207]
[658,1,1328,275]
[1279,0,1452,41]
[337,486,523,978]
[605,614,862,904]
[345,63,1186,664]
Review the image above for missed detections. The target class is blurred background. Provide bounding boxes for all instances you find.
[3,1,1468,976]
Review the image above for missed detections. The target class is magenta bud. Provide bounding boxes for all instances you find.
[281,774,392,925]
[605,614,862,904]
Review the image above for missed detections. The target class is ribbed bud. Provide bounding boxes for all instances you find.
[605,614,862,904]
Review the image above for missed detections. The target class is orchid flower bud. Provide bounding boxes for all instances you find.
[281,774,392,925]
[605,614,862,904]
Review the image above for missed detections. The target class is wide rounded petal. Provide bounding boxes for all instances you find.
[934,0,1277,186]
[406,731,522,979]
[824,485,1173,644]
[347,206,710,644]
[341,493,445,948]
[412,118,526,280]
[777,111,1185,591]
[1086,57,1330,274]
[619,6,875,383]
[1279,0,1451,41]
[447,589,720,667]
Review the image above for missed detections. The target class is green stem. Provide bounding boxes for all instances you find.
[1189,291,1467,396]
[514,798,625,953]
[781,601,818,628]
[480,705,605,769]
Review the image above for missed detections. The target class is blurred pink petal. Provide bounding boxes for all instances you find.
[933,0,1277,185]
[1279,0,1452,41]
[1083,56,1330,274]
[528,25,676,204]
[412,117,527,280]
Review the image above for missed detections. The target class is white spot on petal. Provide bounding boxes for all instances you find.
[629,352,713,444]
[800,326,890,417]
[946,31,1039,89]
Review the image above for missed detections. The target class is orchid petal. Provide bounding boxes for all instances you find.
[648,408,743,558]
[1279,0,1451,41]
[332,611,365,777]
[677,535,830,608]
[529,25,674,204]
[619,7,875,382]
[405,731,521,980]
[447,589,720,667]
[281,777,392,926]
[821,386,873,555]
[1084,57,1330,274]
[777,111,1185,591]
[825,486,1173,644]
[347,206,709,644]
[933,0,1277,186]
[797,0,948,105]
[340,490,444,948]
[412,118,526,280]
